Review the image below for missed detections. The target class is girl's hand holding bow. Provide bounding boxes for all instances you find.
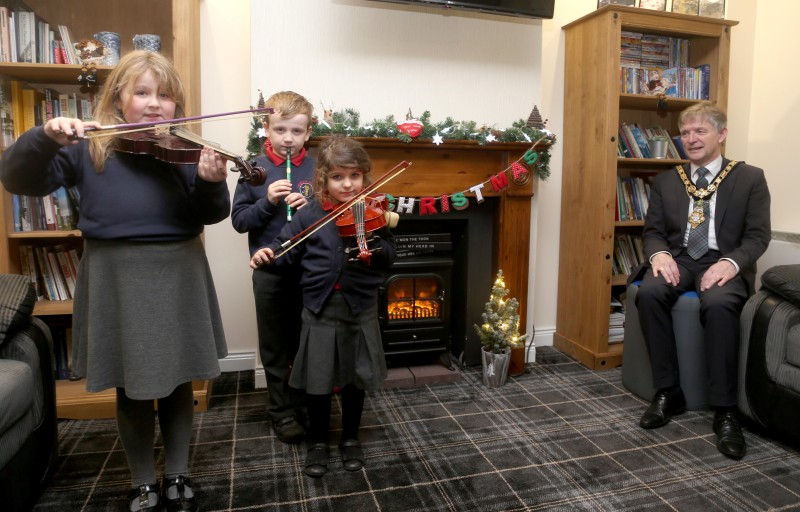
[44,117,102,146]
[250,247,277,269]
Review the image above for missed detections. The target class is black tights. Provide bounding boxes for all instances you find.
[305,384,365,444]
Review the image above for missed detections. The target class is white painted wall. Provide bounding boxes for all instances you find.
[200,0,799,368]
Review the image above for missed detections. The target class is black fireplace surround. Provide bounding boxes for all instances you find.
[379,199,497,366]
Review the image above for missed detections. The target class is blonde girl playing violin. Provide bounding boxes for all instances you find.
[1,50,229,512]
[251,135,396,478]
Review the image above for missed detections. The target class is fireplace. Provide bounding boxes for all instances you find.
[309,138,537,366]
[380,256,452,365]
[379,205,496,366]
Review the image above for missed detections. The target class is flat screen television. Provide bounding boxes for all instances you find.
[367,0,555,19]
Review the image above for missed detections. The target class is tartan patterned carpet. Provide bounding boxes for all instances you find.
[34,347,800,511]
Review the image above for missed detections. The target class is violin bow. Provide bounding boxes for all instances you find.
[77,107,275,138]
[273,160,412,259]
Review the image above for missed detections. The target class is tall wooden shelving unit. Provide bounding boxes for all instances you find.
[0,0,208,418]
[553,6,737,370]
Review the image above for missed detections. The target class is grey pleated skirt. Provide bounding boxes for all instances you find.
[71,237,227,400]
[290,292,387,394]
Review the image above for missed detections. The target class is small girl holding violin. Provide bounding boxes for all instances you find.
[250,135,396,477]
[1,50,229,512]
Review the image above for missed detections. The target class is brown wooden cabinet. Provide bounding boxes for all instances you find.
[553,6,737,370]
[0,0,207,417]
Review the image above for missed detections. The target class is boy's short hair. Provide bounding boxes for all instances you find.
[679,100,727,132]
[265,91,314,127]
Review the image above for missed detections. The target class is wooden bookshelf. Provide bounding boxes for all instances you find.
[554,6,737,370]
[0,0,202,418]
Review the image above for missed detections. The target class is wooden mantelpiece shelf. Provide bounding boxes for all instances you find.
[56,380,211,420]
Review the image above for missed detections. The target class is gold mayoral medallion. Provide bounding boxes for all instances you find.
[689,199,705,228]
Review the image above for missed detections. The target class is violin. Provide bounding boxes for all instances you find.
[272,161,410,261]
[78,107,275,186]
[114,128,267,186]
[335,194,397,265]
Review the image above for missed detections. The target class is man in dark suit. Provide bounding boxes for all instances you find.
[635,101,771,459]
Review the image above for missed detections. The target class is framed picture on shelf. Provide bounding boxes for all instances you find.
[671,0,699,15]
[699,0,725,18]
[639,0,666,10]
[598,0,636,8]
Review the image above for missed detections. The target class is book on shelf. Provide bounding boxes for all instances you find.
[12,187,79,232]
[24,243,80,301]
[0,75,14,148]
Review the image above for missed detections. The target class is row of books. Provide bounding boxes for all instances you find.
[12,187,79,232]
[620,31,690,69]
[618,123,686,159]
[616,175,653,222]
[19,242,82,302]
[0,5,79,64]
[620,64,711,100]
[1,75,95,148]
[612,233,645,277]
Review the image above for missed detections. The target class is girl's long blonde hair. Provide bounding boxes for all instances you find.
[88,50,186,171]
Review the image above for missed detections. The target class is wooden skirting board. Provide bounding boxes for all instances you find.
[55,379,211,420]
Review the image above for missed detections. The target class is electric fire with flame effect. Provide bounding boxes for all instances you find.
[385,276,442,321]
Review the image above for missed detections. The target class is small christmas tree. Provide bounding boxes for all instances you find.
[474,270,527,354]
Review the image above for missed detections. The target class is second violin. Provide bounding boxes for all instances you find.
[335,194,399,265]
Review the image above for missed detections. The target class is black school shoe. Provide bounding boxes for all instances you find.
[340,439,365,471]
[161,475,198,512]
[273,416,305,444]
[128,482,159,511]
[304,443,330,478]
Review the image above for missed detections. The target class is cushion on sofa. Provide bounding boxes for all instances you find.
[0,274,36,345]
[761,265,800,309]
[0,359,35,468]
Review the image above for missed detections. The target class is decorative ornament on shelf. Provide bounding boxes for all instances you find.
[397,108,424,141]
[526,105,547,130]
[77,61,98,92]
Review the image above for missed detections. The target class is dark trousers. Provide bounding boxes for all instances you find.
[253,268,304,422]
[635,249,749,407]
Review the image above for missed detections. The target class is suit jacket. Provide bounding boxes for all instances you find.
[635,158,771,293]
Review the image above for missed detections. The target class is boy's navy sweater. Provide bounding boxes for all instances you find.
[231,151,316,257]
[268,199,396,316]
[0,126,230,240]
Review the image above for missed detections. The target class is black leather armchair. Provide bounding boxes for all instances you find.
[739,264,800,447]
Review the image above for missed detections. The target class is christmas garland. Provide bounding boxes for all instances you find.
[245,107,556,181]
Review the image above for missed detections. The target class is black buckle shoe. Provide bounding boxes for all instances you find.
[273,416,305,444]
[304,442,329,478]
[128,482,159,511]
[639,388,686,429]
[714,410,746,460]
[339,439,365,471]
[161,475,198,512]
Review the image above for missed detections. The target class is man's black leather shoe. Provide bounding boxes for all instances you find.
[714,410,746,459]
[639,388,686,429]
[273,416,305,444]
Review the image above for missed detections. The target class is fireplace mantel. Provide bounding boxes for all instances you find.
[310,138,540,331]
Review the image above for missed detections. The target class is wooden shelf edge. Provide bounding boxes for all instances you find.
[56,379,212,420]
[553,333,623,371]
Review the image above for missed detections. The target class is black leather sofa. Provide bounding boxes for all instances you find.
[0,274,57,511]
[739,264,800,447]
